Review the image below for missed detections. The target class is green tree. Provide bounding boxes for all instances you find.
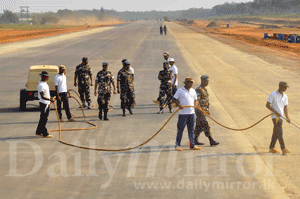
[40,15,59,24]
[0,10,19,24]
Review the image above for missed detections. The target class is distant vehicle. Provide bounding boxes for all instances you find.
[20,65,58,110]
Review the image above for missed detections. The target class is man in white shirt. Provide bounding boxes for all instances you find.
[173,77,201,151]
[55,65,76,122]
[168,58,178,95]
[36,71,54,138]
[266,81,291,155]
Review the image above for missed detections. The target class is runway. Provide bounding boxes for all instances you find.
[0,20,293,198]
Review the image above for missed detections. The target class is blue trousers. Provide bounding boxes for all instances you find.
[176,114,195,148]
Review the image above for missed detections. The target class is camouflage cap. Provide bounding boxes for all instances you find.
[201,74,209,80]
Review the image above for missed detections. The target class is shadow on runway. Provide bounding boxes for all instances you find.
[100,145,175,156]
[196,152,270,158]
[0,106,40,113]
[0,135,41,141]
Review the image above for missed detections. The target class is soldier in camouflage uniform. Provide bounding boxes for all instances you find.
[94,62,117,121]
[122,59,136,108]
[117,60,134,116]
[157,62,173,114]
[74,57,93,109]
[194,75,219,146]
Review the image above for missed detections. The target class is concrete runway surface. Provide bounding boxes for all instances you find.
[0,20,296,198]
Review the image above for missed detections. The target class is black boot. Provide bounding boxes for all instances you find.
[103,108,109,121]
[194,136,204,145]
[122,109,126,117]
[208,136,219,146]
[98,109,103,120]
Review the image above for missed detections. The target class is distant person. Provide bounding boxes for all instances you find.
[36,71,54,138]
[173,77,201,151]
[160,25,163,35]
[266,81,291,155]
[164,25,167,35]
[168,58,178,95]
[94,62,117,121]
[55,65,76,123]
[157,62,173,114]
[194,75,219,146]
[74,57,93,109]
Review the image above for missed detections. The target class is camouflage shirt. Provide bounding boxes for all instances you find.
[95,70,115,95]
[75,63,92,85]
[158,70,173,90]
[195,85,210,116]
[117,68,133,90]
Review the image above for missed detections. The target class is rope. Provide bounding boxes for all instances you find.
[48,90,273,152]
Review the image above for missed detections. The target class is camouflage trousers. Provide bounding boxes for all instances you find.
[78,83,91,104]
[157,88,172,109]
[194,115,211,138]
[98,93,111,110]
[120,88,135,110]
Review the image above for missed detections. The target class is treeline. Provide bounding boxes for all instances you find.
[3,0,300,24]
[211,0,300,16]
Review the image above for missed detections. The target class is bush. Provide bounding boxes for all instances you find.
[0,10,19,24]
[40,15,59,25]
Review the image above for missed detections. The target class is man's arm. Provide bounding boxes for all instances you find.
[172,74,178,88]
[94,80,98,96]
[194,100,199,109]
[55,86,61,101]
[173,98,183,109]
[89,70,93,86]
[266,102,281,117]
[40,91,54,102]
[117,81,121,94]
[284,105,291,123]
[132,74,134,82]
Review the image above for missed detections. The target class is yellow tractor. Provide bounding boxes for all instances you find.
[20,65,58,110]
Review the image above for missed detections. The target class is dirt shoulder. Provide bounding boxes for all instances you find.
[0,22,125,44]
[176,20,300,75]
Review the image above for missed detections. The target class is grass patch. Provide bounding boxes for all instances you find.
[0,24,83,30]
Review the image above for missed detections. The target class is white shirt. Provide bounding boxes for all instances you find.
[169,65,178,86]
[174,86,197,115]
[38,81,51,105]
[267,91,288,119]
[54,73,68,93]
[129,67,134,74]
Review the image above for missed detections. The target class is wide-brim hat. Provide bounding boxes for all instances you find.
[39,71,49,77]
[168,58,175,62]
[279,81,289,87]
[59,65,66,70]
[163,52,169,56]
[184,77,195,83]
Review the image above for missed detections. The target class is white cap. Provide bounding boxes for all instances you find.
[168,58,175,62]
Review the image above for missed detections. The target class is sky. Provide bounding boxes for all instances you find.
[0,0,253,13]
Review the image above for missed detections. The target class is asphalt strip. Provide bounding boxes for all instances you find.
[0,27,115,55]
